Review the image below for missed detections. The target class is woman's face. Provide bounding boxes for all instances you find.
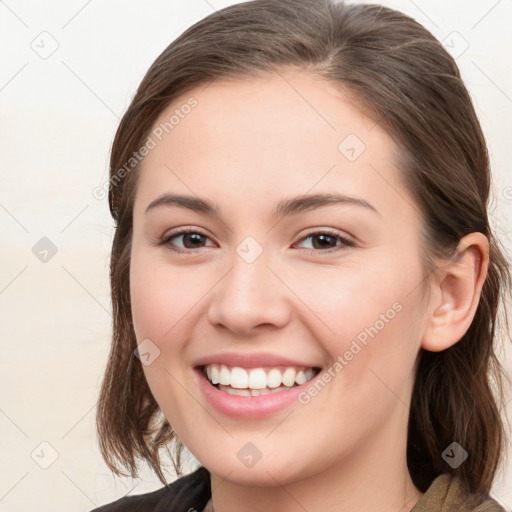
[130,70,430,485]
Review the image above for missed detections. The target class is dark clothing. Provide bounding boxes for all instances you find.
[90,466,211,512]
[90,466,506,511]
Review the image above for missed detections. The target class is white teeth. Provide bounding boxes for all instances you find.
[230,367,248,388]
[203,363,317,391]
[267,368,282,388]
[219,365,231,385]
[282,368,296,387]
[219,384,290,396]
[210,365,219,385]
[270,386,293,393]
[251,388,271,396]
[221,386,251,397]
[295,370,307,385]
[248,368,267,389]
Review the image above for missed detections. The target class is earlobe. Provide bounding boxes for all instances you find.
[421,233,489,352]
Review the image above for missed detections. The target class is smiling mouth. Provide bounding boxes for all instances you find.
[202,364,321,397]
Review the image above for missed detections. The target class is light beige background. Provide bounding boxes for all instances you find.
[1,0,511,510]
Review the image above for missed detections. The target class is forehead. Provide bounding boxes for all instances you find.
[150,69,387,157]
[133,70,412,222]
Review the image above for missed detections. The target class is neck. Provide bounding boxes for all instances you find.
[208,405,423,512]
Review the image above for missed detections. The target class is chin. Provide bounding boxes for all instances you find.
[197,451,314,487]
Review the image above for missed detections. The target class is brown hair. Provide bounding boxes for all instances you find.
[96,0,511,496]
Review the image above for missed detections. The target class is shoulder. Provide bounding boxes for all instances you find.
[89,466,211,512]
[412,473,507,512]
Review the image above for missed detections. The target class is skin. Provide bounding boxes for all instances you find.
[129,69,489,512]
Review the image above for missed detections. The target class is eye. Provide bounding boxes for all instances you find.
[159,228,355,254]
[294,229,355,253]
[160,228,215,253]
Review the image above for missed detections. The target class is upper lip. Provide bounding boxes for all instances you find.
[193,352,321,369]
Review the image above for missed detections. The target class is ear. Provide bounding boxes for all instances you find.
[421,233,490,352]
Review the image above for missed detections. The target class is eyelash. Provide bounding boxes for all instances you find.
[159,227,355,255]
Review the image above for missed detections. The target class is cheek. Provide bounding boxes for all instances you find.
[130,269,169,344]
[129,257,197,415]
[129,254,202,346]
[292,253,422,343]
[295,251,424,394]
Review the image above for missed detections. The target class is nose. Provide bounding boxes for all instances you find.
[206,246,291,336]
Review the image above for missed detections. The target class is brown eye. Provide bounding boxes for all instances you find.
[295,230,355,253]
[161,228,214,252]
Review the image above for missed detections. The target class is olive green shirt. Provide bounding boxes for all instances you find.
[410,473,506,512]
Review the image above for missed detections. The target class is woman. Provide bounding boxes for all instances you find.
[91,0,511,510]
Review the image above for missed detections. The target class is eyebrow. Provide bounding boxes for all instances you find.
[144,192,380,218]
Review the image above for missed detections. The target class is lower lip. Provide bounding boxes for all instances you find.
[196,368,318,419]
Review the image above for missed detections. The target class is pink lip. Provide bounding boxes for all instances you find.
[194,366,321,419]
[193,351,320,369]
